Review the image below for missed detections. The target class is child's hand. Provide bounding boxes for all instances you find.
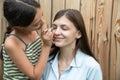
[41,28,53,47]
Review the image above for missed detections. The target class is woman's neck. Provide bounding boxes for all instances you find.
[58,47,76,77]
[59,50,73,61]
[59,43,76,61]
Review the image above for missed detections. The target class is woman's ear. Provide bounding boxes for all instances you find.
[76,31,81,39]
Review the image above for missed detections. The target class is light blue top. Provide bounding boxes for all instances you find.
[41,49,102,80]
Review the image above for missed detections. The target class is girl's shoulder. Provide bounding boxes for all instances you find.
[4,34,25,52]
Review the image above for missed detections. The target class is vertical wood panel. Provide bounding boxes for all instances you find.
[111,0,120,80]
[95,0,113,80]
[110,0,118,79]
[102,0,113,79]
[81,0,92,34]
[116,1,120,76]
[81,0,96,47]
[52,0,65,21]
[0,0,3,79]
[90,0,97,55]
[65,0,80,10]
[39,0,52,27]
[116,44,120,80]
[0,0,3,47]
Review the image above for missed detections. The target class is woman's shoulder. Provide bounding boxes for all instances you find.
[76,50,100,68]
[84,55,100,68]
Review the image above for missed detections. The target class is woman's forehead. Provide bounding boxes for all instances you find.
[53,16,73,25]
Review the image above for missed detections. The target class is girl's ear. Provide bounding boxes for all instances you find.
[76,31,81,39]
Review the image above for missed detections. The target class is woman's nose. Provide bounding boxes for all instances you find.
[54,28,61,35]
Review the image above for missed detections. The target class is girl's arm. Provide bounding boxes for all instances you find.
[5,29,53,80]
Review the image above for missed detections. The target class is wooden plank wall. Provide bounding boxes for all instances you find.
[0,0,120,80]
[111,0,120,80]
[0,0,3,80]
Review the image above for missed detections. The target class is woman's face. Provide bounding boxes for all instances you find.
[27,8,43,31]
[52,16,81,48]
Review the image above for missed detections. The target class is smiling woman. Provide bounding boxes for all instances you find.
[41,9,102,80]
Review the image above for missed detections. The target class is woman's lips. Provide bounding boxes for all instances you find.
[53,37,63,42]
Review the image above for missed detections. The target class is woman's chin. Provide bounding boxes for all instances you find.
[54,43,63,47]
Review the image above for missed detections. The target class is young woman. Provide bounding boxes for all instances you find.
[0,0,53,80]
[41,9,102,80]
